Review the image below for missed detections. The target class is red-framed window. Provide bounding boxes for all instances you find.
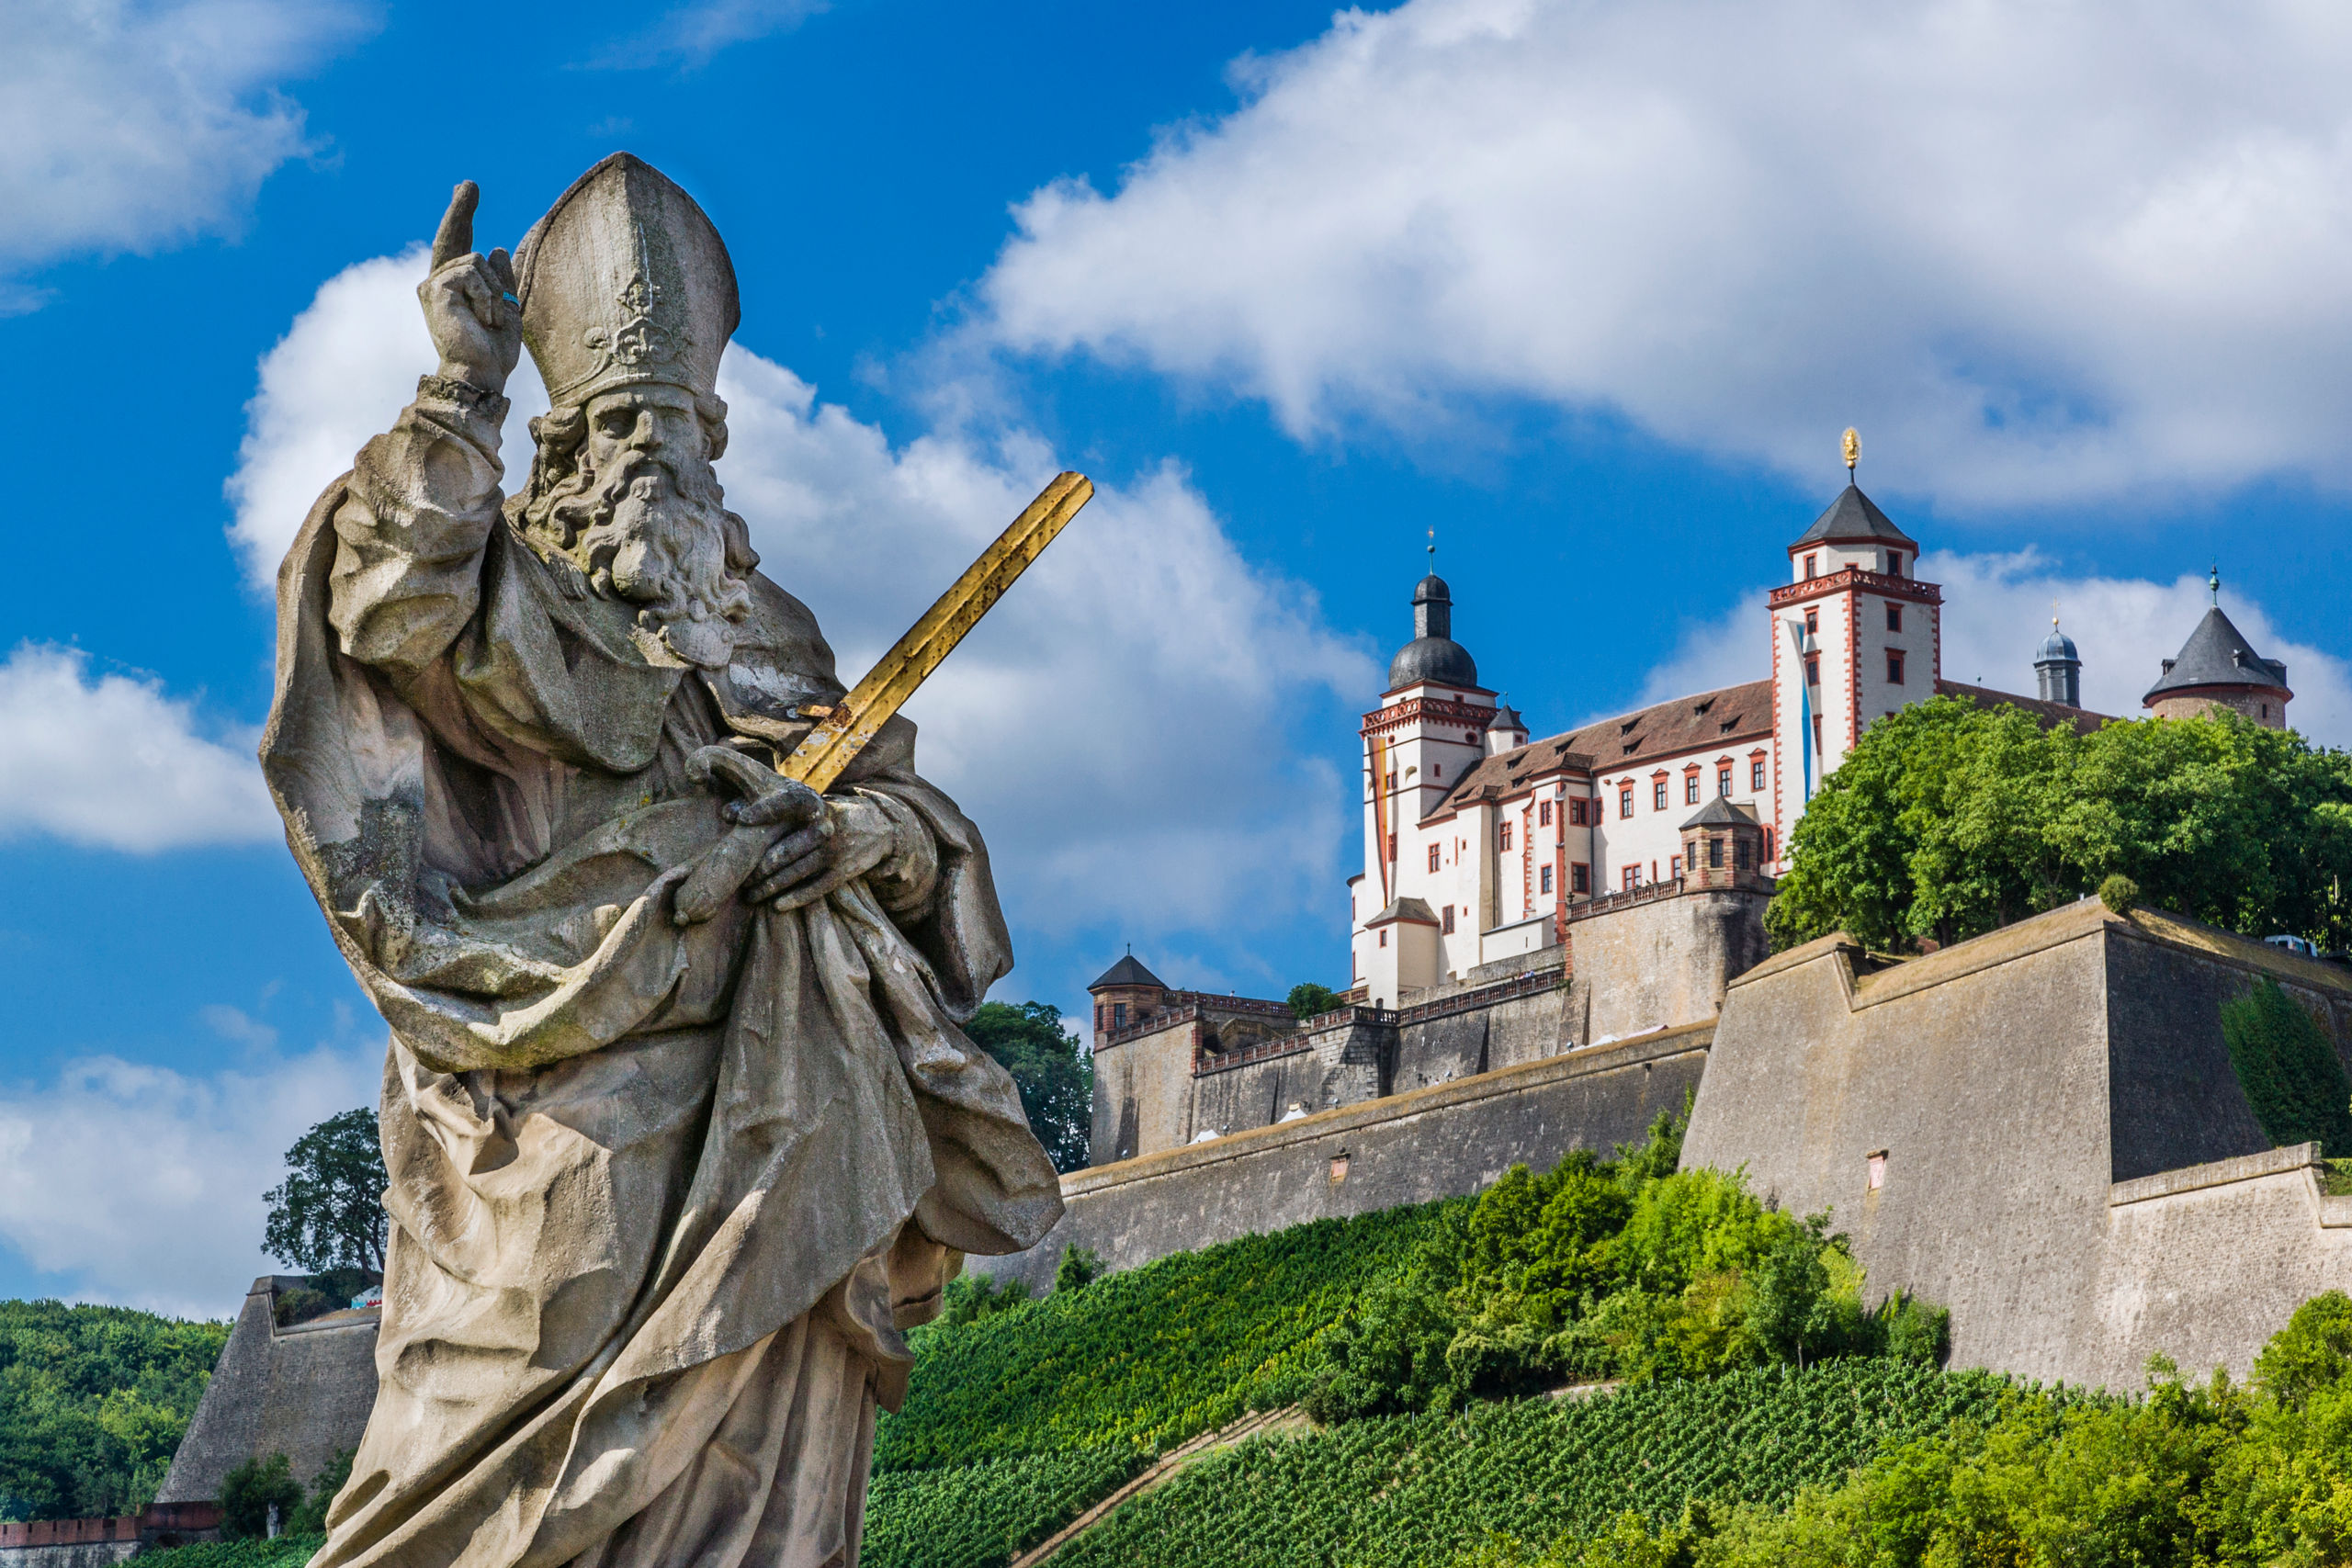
[1571,863,1590,894]
[1427,843,1442,873]
[1539,865,1554,893]
[1887,649,1905,684]
[1804,654,1821,685]
[1669,854,1683,879]
[1717,766,1732,796]
[1886,603,1903,632]
[1619,785,1634,818]
[1750,759,1766,790]
[1498,821,1513,851]
[1442,905,1455,934]
[1804,553,1818,580]
[1684,774,1701,805]
[1622,865,1639,890]
[1538,800,1553,827]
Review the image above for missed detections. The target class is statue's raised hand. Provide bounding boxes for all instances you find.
[418,181,522,396]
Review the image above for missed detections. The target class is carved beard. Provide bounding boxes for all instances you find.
[537,449,754,669]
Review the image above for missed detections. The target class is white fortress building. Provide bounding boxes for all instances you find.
[1351,476,2071,1008]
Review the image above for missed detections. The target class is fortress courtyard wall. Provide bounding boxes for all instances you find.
[1683,899,2352,1392]
[971,1023,1709,1296]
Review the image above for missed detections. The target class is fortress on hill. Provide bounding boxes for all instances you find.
[990,471,2344,1395]
[155,474,2340,1508]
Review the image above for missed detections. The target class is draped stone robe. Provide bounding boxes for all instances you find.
[260,379,1063,1568]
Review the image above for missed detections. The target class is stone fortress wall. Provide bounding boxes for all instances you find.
[155,1278,379,1507]
[1682,899,2352,1390]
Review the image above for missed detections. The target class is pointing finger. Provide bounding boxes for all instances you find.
[430,181,480,272]
[486,246,519,301]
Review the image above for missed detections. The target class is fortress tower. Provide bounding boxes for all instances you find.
[2143,571,2290,728]
[1765,481,1941,865]
[2036,617,2084,707]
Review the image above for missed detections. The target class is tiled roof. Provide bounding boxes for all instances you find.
[1432,679,1773,818]
[2143,607,2290,703]
[1089,953,1167,991]
[1934,678,2111,736]
[1791,484,1917,548]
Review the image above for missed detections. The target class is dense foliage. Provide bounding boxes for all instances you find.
[1767,698,2352,953]
[1046,1359,2014,1568]
[1300,1113,1944,1422]
[964,1000,1092,1172]
[1288,983,1342,1020]
[0,1300,227,1520]
[136,1536,324,1568]
[874,1201,1444,1473]
[2222,976,2352,1156]
[1459,1292,2352,1568]
[262,1109,388,1274]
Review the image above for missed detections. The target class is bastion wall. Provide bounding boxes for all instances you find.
[1683,900,2352,1392]
[972,1023,1711,1296]
[155,1278,379,1506]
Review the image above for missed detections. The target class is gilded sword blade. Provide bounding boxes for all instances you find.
[782,470,1094,792]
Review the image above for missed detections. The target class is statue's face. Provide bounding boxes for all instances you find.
[583,384,711,494]
[532,382,750,668]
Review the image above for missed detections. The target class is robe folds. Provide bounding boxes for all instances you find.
[259,380,1063,1568]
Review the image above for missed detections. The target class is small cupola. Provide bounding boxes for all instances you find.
[1386,562,1479,691]
[2035,615,2082,707]
[1678,797,1768,887]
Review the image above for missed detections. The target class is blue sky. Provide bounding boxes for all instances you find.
[12,0,2352,1314]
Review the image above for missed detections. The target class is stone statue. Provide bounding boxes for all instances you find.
[259,154,1064,1568]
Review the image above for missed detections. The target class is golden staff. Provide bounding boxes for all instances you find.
[676,471,1094,923]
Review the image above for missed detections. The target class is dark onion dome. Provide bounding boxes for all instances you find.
[2143,606,2290,705]
[1088,953,1166,992]
[1387,572,1479,689]
[2037,622,2080,664]
[1790,484,1917,549]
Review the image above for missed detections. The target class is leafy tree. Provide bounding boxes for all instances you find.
[1770,699,2352,953]
[219,1453,301,1540]
[1286,983,1341,1021]
[2253,1289,2352,1409]
[287,1448,353,1536]
[941,1271,1032,1326]
[2221,977,2352,1156]
[965,1001,1092,1172]
[0,1300,227,1520]
[262,1110,388,1274]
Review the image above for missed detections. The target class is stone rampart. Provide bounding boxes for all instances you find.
[156,1278,379,1506]
[1684,899,2352,1391]
[974,1022,1711,1295]
[1565,885,1770,1045]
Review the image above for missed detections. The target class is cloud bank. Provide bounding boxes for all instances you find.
[0,0,366,299]
[978,0,2352,507]
[0,1044,379,1318]
[0,644,277,852]
[227,252,1372,941]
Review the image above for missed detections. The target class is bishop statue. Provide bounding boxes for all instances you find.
[260,154,1065,1568]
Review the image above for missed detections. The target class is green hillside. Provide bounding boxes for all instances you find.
[0,1300,229,1520]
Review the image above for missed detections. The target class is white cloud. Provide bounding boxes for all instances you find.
[0,0,366,297]
[0,1045,380,1318]
[0,644,277,852]
[976,0,2352,507]
[595,0,828,67]
[226,252,1374,941]
[1620,555,2352,747]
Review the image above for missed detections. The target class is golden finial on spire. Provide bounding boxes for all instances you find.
[1842,427,1860,477]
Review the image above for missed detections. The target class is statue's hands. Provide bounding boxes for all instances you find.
[418,181,522,396]
[738,795,904,911]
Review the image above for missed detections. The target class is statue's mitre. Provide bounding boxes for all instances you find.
[514,152,740,409]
